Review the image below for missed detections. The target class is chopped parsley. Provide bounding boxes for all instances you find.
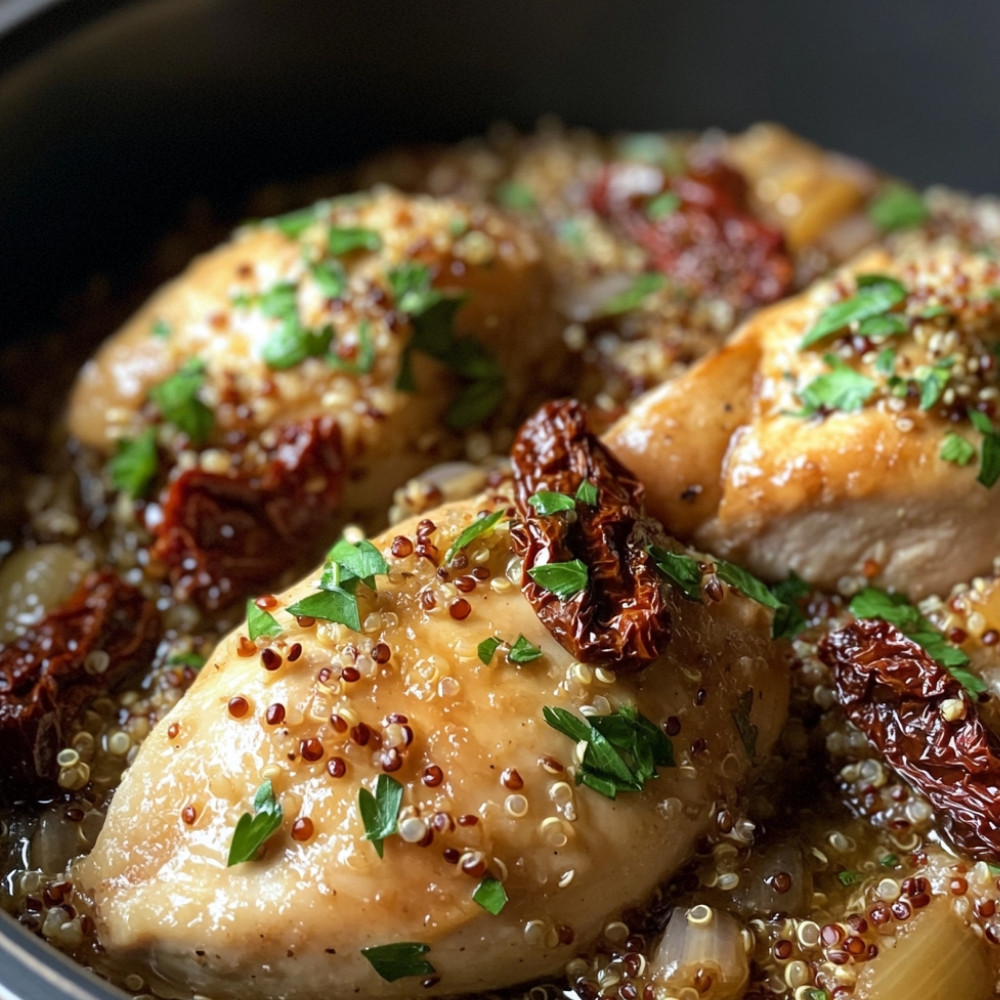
[874,346,897,376]
[940,431,976,467]
[328,319,376,375]
[151,319,171,339]
[327,226,382,256]
[476,632,540,665]
[361,942,434,983]
[575,480,599,505]
[880,853,900,868]
[166,651,205,671]
[272,205,321,239]
[246,599,282,641]
[445,508,506,563]
[601,272,667,316]
[796,354,877,416]
[528,490,576,515]
[527,559,589,600]
[495,181,537,211]
[109,428,158,498]
[543,704,674,799]
[800,274,907,350]
[286,538,388,632]
[648,545,703,602]
[714,559,783,612]
[227,780,283,866]
[358,773,403,858]
[310,258,347,299]
[646,191,680,220]
[262,316,334,370]
[837,869,864,887]
[769,572,810,640]
[472,876,508,915]
[868,183,929,232]
[389,262,505,429]
[149,360,214,445]
[969,410,1000,487]
[849,586,984,695]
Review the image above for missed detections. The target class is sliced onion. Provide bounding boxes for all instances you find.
[649,905,749,1000]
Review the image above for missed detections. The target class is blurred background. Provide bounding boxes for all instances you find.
[0,0,997,333]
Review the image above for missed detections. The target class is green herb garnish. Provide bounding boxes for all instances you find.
[246,599,283,641]
[575,480,598,505]
[880,853,900,868]
[769,572,810,640]
[508,635,543,663]
[601,272,667,316]
[166,652,205,670]
[151,319,171,339]
[800,274,907,349]
[272,205,320,239]
[358,774,403,858]
[527,559,588,600]
[868,184,928,232]
[796,354,877,415]
[874,346,897,376]
[495,181,537,211]
[543,704,674,799]
[361,942,434,983]
[327,226,382,256]
[149,360,214,444]
[837,870,864,887]
[478,636,503,665]
[310,259,347,299]
[940,432,976,467]
[445,508,505,563]
[646,191,680,220]
[109,428,158,498]
[528,490,576,515]
[472,877,508,915]
[648,546,703,602]
[262,317,334,370]
[227,780,283,866]
[969,410,1000,487]
[328,319,376,375]
[714,559,783,611]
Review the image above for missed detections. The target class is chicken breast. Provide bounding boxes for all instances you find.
[66,188,565,607]
[76,487,790,1000]
[605,240,1000,599]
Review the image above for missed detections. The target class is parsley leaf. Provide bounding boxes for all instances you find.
[167,652,205,670]
[323,538,389,590]
[646,191,680,220]
[768,572,810,639]
[940,432,976,467]
[445,508,506,563]
[575,480,598,505]
[473,877,508,915]
[151,319,171,339]
[246,599,283,641]
[800,275,907,349]
[797,355,877,415]
[286,589,362,631]
[868,184,929,232]
[327,226,382,255]
[227,780,283,866]
[527,559,589,600]
[543,704,674,799]
[478,636,502,665]
[272,205,320,239]
[874,346,897,376]
[601,272,667,315]
[361,942,434,983]
[149,360,214,445]
[880,853,900,868]
[838,870,864,887]
[969,410,1000,487]
[358,774,403,858]
[328,319,375,375]
[508,635,543,663]
[714,559,782,611]
[310,259,347,299]
[109,428,158,498]
[528,490,576,515]
[262,317,334,370]
[648,546,703,602]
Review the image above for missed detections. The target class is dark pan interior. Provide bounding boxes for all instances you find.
[0,1,998,998]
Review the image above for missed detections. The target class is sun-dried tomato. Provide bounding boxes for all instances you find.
[0,571,160,802]
[590,159,794,310]
[152,415,344,610]
[820,618,1000,860]
[509,399,671,672]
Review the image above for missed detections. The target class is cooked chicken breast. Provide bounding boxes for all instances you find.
[605,241,1000,599]
[76,488,790,1000]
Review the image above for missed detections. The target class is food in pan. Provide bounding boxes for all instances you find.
[4,121,1000,1000]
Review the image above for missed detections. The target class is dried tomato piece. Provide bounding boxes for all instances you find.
[590,159,794,310]
[152,416,344,610]
[0,570,160,802]
[509,399,671,672]
[820,618,1000,860]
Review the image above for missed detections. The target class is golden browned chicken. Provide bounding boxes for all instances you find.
[605,240,1000,599]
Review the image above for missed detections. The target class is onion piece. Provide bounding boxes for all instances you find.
[649,905,749,1000]
[0,544,87,643]
[855,897,992,1000]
